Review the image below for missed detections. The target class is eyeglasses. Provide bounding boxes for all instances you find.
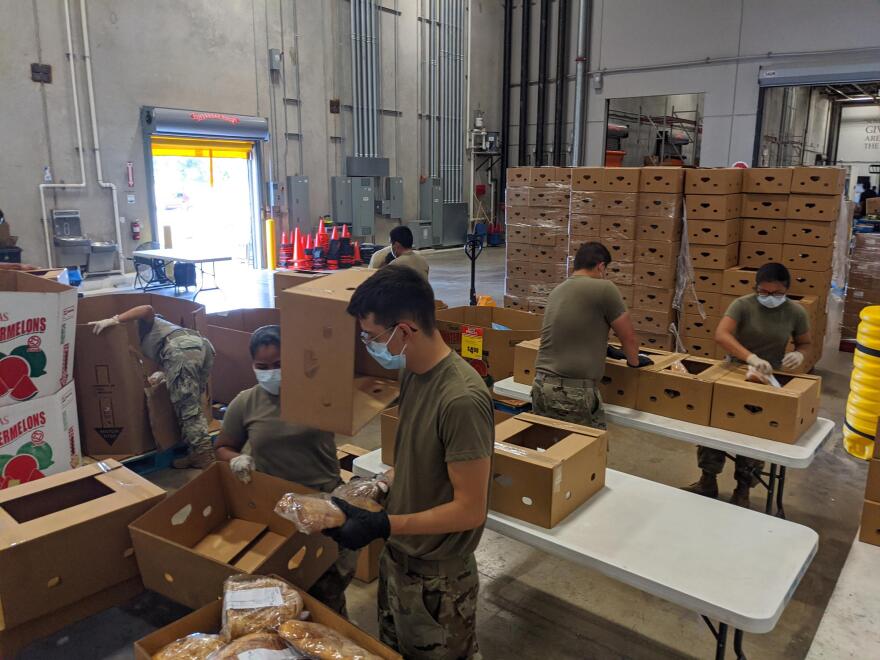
[755,287,787,298]
[359,324,398,346]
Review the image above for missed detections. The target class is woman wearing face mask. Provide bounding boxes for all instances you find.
[215,325,357,615]
[683,262,812,507]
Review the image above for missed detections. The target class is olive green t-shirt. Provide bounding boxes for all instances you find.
[222,385,341,493]
[387,351,494,560]
[535,276,627,381]
[724,294,810,368]
[386,251,430,280]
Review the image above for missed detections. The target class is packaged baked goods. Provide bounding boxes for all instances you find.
[221,575,304,641]
[208,632,293,659]
[278,621,382,660]
[274,492,383,535]
[153,633,224,660]
[332,477,388,504]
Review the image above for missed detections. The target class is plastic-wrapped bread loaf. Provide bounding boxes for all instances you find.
[221,575,304,641]
[332,477,388,504]
[278,621,382,660]
[152,633,224,660]
[207,632,292,659]
[274,492,382,535]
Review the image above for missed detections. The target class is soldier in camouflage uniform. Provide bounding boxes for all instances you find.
[90,304,216,468]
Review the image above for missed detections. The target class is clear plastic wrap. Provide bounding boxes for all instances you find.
[274,492,383,535]
[207,632,294,659]
[221,575,304,641]
[152,633,225,660]
[332,477,388,504]
[278,621,382,660]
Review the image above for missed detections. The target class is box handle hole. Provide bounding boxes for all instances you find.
[47,576,61,588]
[171,504,192,526]
[164,573,174,583]
[744,404,763,414]
[288,546,307,570]
[663,389,681,399]
[521,496,533,506]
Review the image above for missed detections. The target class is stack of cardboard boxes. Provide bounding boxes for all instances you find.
[861,432,880,547]
[843,233,880,344]
[504,167,572,314]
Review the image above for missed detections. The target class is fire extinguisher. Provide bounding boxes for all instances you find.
[131,219,141,241]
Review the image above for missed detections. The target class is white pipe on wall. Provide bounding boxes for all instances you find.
[571,0,590,165]
[350,0,360,157]
[39,0,87,269]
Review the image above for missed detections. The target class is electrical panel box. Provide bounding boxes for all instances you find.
[439,202,468,247]
[286,176,310,229]
[331,176,353,225]
[383,177,403,219]
[351,177,375,237]
[419,178,442,245]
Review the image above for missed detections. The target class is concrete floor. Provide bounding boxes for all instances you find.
[19,246,866,659]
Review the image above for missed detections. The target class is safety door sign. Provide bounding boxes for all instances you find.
[461,325,484,359]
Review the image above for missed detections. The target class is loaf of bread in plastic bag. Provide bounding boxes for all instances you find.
[207,632,289,659]
[274,492,382,535]
[221,575,304,641]
[278,620,382,660]
[152,633,224,660]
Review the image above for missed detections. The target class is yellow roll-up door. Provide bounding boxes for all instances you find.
[150,136,253,159]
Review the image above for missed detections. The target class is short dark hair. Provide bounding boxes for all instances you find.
[755,262,791,288]
[573,241,613,271]
[389,225,414,249]
[250,324,281,358]
[347,267,436,331]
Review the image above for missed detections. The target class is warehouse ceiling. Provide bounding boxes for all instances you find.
[819,81,880,103]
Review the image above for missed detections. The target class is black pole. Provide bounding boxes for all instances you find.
[535,0,550,166]
[500,0,512,209]
[518,0,531,165]
[552,0,568,166]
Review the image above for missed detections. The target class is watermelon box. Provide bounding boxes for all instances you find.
[0,380,81,491]
[0,271,77,408]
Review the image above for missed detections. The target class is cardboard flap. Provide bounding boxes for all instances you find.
[193,518,267,564]
[0,270,73,294]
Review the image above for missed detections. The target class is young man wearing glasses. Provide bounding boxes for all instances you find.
[327,266,493,659]
[683,262,812,507]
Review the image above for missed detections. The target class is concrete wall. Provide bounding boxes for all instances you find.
[0,0,503,267]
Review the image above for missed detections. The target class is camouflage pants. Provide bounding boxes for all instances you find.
[531,374,607,430]
[160,334,214,456]
[697,446,764,486]
[378,549,480,660]
[308,546,359,616]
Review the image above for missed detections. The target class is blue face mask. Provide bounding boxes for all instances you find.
[757,294,786,309]
[365,326,407,370]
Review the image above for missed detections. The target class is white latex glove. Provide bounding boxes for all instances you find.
[746,353,773,375]
[89,315,119,335]
[230,454,256,483]
[782,351,804,370]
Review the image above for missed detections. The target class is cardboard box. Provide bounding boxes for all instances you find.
[603,167,640,192]
[504,294,528,311]
[272,270,327,308]
[507,167,532,187]
[437,306,542,383]
[687,218,741,246]
[680,314,721,340]
[506,279,554,299]
[634,286,675,313]
[75,293,207,458]
[859,499,880,547]
[205,308,280,405]
[0,271,77,406]
[789,294,820,326]
[530,262,568,284]
[689,243,739,269]
[606,239,635,264]
[693,268,725,293]
[600,347,680,408]
[683,291,724,317]
[784,219,836,247]
[530,207,570,229]
[639,167,684,193]
[279,270,399,436]
[741,218,785,244]
[529,226,568,247]
[492,413,607,528]
[606,262,635,286]
[0,380,81,491]
[506,223,530,243]
[686,194,741,220]
[685,168,743,195]
[600,215,637,241]
[742,167,792,193]
[741,193,788,219]
[506,206,532,225]
[570,190,603,214]
[635,240,679,265]
[682,337,717,359]
[866,460,880,504]
[782,244,833,273]
[631,309,673,335]
[132,577,402,660]
[790,269,831,297]
[787,194,840,222]
[636,357,730,424]
[506,187,529,206]
[867,197,880,215]
[722,266,759,296]
[532,244,569,263]
[571,167,605,191]
[791,167,845,195]
[636,216,682,243]
[739,241,782,267]
[513,338,541,386]
[355,538,383,583]
[633,263,677,290]
[0,459,163,630]
[617,284,634,308]
[129,463,337,610]
[529,189,569,208]
[531,166,571,188]
[601,192,639,216]
[710,368,821,443]
[507,260,533,281]
[639,332,675,351]
[507,242,534,263]
[638,193,682,218]
[569,214,601,238]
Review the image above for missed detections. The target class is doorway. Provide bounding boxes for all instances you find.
[149,136,261,267]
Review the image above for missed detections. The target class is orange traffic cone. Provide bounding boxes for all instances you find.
[352,241,362,265]
[316,222,329,250]
[291,227,303,269]
[331,225,339,241]
[341,224,350,239]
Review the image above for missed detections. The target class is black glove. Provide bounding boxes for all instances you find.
[322,497,391,550]
[628,354,654,368]
[606,345,627,360]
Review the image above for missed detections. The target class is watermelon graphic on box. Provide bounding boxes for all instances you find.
[0,381,81,490]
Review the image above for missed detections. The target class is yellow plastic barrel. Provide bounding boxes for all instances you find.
[844,306,880,459]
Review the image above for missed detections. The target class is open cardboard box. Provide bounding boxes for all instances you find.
[710,367,821,443]
[599,345,682,408]
[128,462,336,610]
[272,269,328,308]
[133,574,402,660]
[492,413,607,528]
[635,356,730,425]
[0,459,164,632]
[513,337,541,385]
[279,269,399,436]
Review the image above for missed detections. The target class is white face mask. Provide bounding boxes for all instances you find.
[757,294,786,309]
[254,368,281,395]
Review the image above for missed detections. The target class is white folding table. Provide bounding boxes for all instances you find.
[131,248,231,300]
[353,449,818,660]
[493,376,835,519]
